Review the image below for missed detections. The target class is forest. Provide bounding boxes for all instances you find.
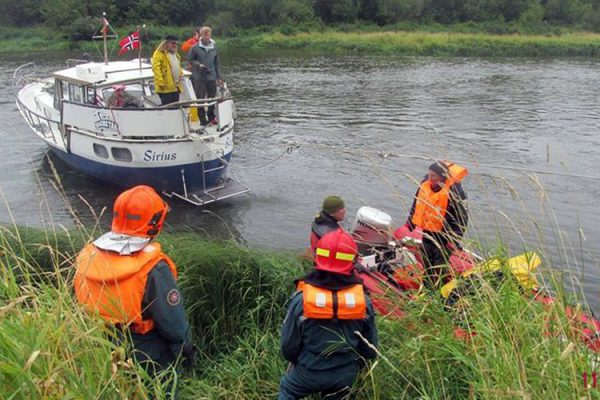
[2,0,600,38]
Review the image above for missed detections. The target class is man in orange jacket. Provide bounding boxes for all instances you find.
[74,185,194,397]
[181,27,200,54]
[406,161,469,286]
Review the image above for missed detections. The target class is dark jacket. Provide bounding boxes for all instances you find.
[310,211,341,252]
[187,40,220,82]
[281,271,378,371]
[407,175,468,244]
[130,260,192,370]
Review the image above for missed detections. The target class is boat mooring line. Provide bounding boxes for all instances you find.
[227,143,300,170]
[253,140,600,181]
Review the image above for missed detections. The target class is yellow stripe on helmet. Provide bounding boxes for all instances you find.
[335,252,355,261]
[316,248,330,257]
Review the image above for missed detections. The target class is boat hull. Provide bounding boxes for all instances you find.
[50,147,232,192]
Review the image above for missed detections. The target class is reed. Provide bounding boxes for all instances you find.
[4,25,600,57]
[1,224,596,399]
[230,30,600,57]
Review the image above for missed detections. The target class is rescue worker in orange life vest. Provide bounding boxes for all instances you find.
[309,195,346,253]
[406,161,468,287]
[279,230,378,400]
[74,185,194,396]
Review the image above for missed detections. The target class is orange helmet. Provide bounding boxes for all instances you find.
[315,230,358,276]
[111,185,169,238]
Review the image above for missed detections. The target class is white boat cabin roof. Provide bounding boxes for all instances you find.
[52,60,189,87]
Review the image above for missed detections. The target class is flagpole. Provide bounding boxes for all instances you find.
[103,12,108,65]
[137,25,142,74]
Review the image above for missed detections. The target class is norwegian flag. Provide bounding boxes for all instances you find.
[118,31,140,55]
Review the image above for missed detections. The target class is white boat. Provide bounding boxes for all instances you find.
[13,58,248,205]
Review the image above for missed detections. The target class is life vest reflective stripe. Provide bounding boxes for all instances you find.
[411,162,468,232]
[297,281,366,320]
[74,242,177,334]
[315,247,355,261]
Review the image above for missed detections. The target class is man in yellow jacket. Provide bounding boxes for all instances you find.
[152,34,183,105]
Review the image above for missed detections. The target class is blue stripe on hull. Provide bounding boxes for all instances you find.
[50,149,232,192]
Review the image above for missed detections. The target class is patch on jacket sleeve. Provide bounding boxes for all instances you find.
[167,289,181,306]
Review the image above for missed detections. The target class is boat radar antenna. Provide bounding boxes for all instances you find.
[92,12,118,65]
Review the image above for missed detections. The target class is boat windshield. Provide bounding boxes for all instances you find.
[103,83,145,109]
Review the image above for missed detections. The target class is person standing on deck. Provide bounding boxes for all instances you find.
[187,26,222,126]
[181,28,201,54]
[152,35,183,105]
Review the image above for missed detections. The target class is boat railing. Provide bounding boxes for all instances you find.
[15,96,66,148]
[156,97,223,109]
[12,62,39,94]
[66,59,92,68]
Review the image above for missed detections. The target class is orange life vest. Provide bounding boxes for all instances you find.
[181,37,198,54]
[411,162,468,232]
[74,242,177,334]
[296,281,367,320]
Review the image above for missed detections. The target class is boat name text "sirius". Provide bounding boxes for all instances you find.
[144,150,177,162]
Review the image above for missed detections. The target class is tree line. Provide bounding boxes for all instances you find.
[2,0,600,36]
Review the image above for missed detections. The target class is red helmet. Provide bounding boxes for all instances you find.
[111,185,169,238]
[315,230,358,276]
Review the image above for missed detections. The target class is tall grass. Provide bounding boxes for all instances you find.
[1,224,597,399]
[4,24,600,56]
[0,227,155,399]
[229,30,600,57]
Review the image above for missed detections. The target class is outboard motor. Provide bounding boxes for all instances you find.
[351,206,424,291]
[350,206,393,250]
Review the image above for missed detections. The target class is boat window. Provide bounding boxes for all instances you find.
[53,80,63,109]
[111,147,132,162]
[86,87,99,105]
[68,84,83,104]
[93,143,109,159]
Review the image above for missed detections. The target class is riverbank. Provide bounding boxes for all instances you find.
[3,25,600,57]
[0,226,595,399]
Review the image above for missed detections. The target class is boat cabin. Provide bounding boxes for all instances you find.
[51,61,194,109]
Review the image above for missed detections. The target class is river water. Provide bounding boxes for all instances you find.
[1,51,599,309]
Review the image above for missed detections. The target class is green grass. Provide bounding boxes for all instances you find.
[4,24,600,57]
[227,30,600,57]
[1,225,598,399]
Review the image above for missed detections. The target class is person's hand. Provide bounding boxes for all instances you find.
[182,344,197,370]
[445,242,458,252]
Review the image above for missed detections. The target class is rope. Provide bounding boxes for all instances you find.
[219,137,599,181]
[225,143,300,170]
[250,139,600,181]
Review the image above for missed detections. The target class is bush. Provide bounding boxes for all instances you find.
[66,16,99,41]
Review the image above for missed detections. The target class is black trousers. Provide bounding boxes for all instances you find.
[193,79,217,124]
[159,92,180,105]
[422,232,451,288]
[278,363,358,400]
